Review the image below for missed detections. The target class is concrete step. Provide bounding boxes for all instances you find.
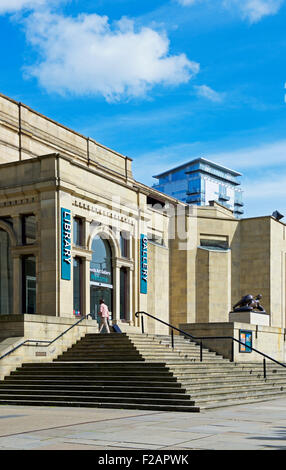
[196,388,286,407]
[5,374,178,382]
[188,383,286,399]
[173,375,286,387]
[22,362,167,368]
[0,398,200,412]
[0,392,196,406]
[172,370,286,380]
[10,369,173,377]
[185,379,286,392]
[0,383,186,393]
[3,378,181,387]
[0,388,191,400]
[55,356,145,362]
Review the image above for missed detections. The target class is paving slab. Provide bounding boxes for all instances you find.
[0,398,286,450]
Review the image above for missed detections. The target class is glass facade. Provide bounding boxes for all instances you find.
[153,158,243,217]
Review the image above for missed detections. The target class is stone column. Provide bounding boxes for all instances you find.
[113,264,120,323]
[12,255,21,314]
[11,215,22,245]
[84,256,91,316]
[127,268,133,324]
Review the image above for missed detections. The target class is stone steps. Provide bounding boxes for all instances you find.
[0,351,198,411]
[1,331,286,412]
[129,333,286,409]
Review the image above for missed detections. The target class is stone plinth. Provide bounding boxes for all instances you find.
[229,311,270,326]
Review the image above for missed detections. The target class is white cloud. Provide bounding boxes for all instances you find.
[207,139,286,170]
[0,0,50,14]
[23,11,200,102]
[177,0,284,22]
[223,0,284,22]
[194,84,224,102]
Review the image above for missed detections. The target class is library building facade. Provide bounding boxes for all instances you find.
[0,92,286,370]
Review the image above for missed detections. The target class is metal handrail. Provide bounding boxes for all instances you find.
[135,311,286,379]
[0,314,92,361]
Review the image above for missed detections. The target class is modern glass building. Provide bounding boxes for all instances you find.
[153,157,244,218]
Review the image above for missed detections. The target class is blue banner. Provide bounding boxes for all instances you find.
[61,208,72,280]
[140,234,148,294]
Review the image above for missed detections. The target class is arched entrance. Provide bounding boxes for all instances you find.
[0,228,13,315]
[90,235,113,324]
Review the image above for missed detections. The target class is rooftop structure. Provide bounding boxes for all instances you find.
[153,157,244,217]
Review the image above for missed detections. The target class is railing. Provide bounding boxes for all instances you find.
[135,311,286,379]
[0,314,92,361]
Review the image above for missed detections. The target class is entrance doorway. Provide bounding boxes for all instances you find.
[90,285,113,325]
[90,235,113,329]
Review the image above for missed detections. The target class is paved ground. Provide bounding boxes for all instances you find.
[0,399,286,450]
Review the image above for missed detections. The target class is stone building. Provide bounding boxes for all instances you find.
[0,92,286,365]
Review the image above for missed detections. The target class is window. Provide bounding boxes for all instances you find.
[22,255,36,314]
[188,178,201,195]
[22,215,36,244]
[147,196,165,210]
[120,231,129,258]
[147,233,164,246]
[90,236,113,285]
[73,257,83,317]
[120,267,128,320]
[200,239,229,251]
[73,217,84,247]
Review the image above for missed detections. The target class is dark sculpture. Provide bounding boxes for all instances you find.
[232,294,266,313]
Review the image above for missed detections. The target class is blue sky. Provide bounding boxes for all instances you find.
[0,0,286,218]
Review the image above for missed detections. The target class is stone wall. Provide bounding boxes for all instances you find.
[0,314,98,380]
[180,322,286,363]
[0,93,132,181]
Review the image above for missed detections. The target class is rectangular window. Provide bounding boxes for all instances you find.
[22,255,36,314]
[188,178,201,195]
[120,231,129,258]
[22,215,36,244]
[73,217,84,247]
[73,257,83,317]
[120,267,128,320]
[200,239,229,251]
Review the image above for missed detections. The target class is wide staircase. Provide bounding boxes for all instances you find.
[129,334,286,409]
[0,332,286,411]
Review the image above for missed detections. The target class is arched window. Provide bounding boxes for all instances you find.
[0,229,13,314]
[90,235,113,286]
[90,235,113,322]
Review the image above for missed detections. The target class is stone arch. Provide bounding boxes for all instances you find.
[0,221,15,315]
[0,221,17,248]
[87,224,120,259]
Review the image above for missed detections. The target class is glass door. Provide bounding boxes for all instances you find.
[90,285,113,325]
